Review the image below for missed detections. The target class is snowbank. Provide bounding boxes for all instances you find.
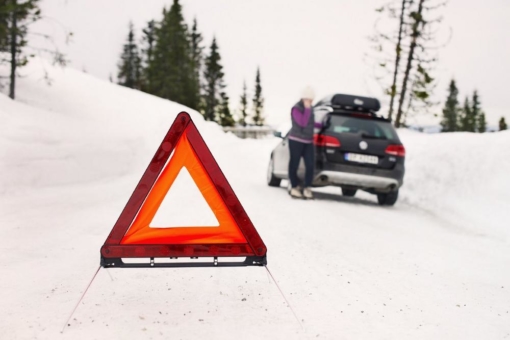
[0,60,227,193]
[399,129,510,239]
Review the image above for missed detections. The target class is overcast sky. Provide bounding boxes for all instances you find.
[33,0,510,127]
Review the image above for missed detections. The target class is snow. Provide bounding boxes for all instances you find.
[151,167,220,228]
[1,60,509,339]
[398,129,510,240]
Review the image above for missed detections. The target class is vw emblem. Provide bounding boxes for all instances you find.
[359,141,368,150]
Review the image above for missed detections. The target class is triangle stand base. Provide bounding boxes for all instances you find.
[100,255,267,268]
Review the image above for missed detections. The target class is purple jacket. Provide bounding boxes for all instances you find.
[292,107,313,128]
[289,102,323,143]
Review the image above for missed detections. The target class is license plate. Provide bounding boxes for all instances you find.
[344,153,378,164]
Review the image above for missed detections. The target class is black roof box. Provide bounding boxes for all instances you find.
[331,94,381,112]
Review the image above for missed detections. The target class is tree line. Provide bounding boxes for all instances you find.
[116,0,264,127]
[440,79,506,132]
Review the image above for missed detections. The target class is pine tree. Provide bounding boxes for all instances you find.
[117,21,142,90]
[202,37,225,122]
[218,92,235,127]
[459,97,472,132]
[471,90,482,132]
[373,0,447,127]
[368,1,412,121]
[188,17,203,111]
[141,20,155,66]
[477,112,487,133]
[395,0,425,127]
[0,2,8,91]
[499,117,507,131]
[238,81,248,127]
[252,67,264,126]
[439,79,459,132]
[0,1,8,51]
[146,0,193,107]
[1,0,41,99]
[388,0,408,121]
[140,19,155,91]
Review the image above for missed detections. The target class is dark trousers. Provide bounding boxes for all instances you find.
[288,139,315,188]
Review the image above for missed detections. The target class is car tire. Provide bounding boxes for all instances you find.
[267,157,281,187]
[342,188,357,197]
[377,190,399,206]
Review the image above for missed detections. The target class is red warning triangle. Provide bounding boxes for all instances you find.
[100,112,267,267]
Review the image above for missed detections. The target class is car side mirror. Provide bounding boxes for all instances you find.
[273,131,283,139]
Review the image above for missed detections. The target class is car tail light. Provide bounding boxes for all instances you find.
[314,134,341,147]
[385,144,406,157]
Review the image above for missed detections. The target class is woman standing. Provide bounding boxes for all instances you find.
[288,86,316,199]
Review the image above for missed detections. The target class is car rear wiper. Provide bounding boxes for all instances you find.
[361,133,387,140]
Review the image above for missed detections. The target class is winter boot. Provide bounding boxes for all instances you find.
[303,187,314,200]
[288,183,302,193]
[290,187,303,199]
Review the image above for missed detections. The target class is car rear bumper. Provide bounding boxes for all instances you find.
[312,161,404,191]
[313,170,399,190]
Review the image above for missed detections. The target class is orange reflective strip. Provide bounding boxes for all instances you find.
[121,130,247,245]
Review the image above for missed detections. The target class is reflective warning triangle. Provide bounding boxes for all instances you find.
[100,112,267,268]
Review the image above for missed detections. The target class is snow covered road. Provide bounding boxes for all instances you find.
[1,61,509,339]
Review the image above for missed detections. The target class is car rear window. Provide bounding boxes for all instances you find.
[326,115,398,140]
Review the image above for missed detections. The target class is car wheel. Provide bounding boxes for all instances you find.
[342,188,357,197]
[377,190,399,206]
[267,157,281,187]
